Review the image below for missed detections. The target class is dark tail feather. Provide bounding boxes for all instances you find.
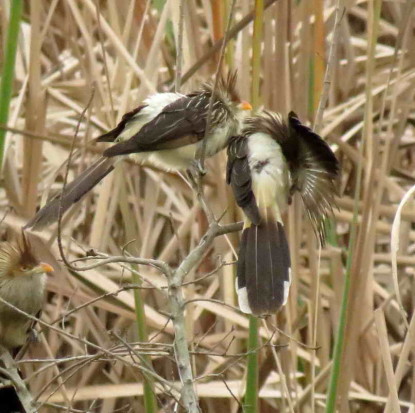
[0,386,25,413]
[237,219,291,316]
[103,139,140,157]
[95,126,124,143]
[25,157,115,230]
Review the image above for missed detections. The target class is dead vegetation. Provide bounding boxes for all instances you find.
[1,0,415,412]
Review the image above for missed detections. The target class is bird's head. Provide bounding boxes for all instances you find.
[204,71,252,115]
[0,235,53,280]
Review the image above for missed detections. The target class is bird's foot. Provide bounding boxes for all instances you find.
[27,329,40,344]
[191,159,207,177]
[187,160,207,190]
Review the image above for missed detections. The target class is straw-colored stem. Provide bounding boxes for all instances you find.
[325,0,382,410]
[251,0,264,110]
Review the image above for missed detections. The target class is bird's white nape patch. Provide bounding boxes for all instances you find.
[282,268,292,306]
[119,92,183,143]
[142,92,184,109]
[237,286,252,314]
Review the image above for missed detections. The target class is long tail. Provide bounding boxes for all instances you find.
[25,157,115,230]
[236,215,291,316]
[103,139,141,157]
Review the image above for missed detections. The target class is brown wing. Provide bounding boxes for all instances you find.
[104,93,228,157]
[96,105,147,143]
[288,111,339,244]
[226,136,261,225]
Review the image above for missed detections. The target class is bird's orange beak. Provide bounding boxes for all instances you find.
[39,262,54,273]
[238,101,252,111]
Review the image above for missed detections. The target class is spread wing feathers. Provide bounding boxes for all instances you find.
[226,136,261,225]
[237,215,291,316]
[228,141,292,315]
[104,93,228,157]
[25,157,115,230]
[96,105,147,142]
[288,112,339,245]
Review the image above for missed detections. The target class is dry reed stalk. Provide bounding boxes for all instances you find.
[0,1,415,412]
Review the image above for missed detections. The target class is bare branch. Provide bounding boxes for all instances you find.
[66,254,171,275]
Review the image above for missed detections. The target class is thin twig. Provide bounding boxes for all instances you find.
[181,259,235,286]
[111,331,181,404]
[262,320,295,413]
[196,0,237,171]
[174,0,185,91]
[95,1,115,116]
[188,173,216,223]
[41,402,88,413]
[35,357,96,406]
[184,298,242,312]
[65,254,171,275]
[0,297,160,375]
[313,2,345,134]
[57,86,96,272]
[50,284,152,326]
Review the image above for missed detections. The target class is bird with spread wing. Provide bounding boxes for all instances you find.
[227,111,339,316]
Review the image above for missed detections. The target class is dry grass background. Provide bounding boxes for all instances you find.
[1,0,415,412]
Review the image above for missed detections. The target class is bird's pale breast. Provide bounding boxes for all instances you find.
[247,132,290,219]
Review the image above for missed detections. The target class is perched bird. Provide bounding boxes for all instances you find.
[0,233,53,351]
[227,111,339,316]
[26,72,251,230]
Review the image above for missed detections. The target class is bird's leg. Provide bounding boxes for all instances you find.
[186,164,216,224]
[190,159,207,177]
[186,167,198,191]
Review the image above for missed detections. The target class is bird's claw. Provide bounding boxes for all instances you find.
[187,160,207,189]
[191,159,207,177]
[28,329,40,344]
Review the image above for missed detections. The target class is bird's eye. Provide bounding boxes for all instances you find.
[20,265,29,271]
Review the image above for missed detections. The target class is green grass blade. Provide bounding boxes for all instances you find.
[118,176,157,413]
[243,1,264,411]
[244,316,259,413]
[132,272,157,413]
[0,0,23,169]
[244,0,264,413]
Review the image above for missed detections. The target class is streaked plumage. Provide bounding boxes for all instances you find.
[0,234,53,350]
[227,111,339,316]
[26,72,251,230]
